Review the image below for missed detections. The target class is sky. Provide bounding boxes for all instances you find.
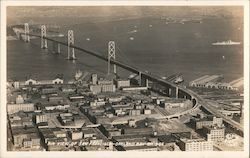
[6,6,243,25]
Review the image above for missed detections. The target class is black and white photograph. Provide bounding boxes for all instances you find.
[0,1,249,158]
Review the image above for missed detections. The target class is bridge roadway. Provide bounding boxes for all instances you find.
[21,33,244,134]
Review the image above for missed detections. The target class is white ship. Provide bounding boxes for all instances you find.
[212,40,241,46]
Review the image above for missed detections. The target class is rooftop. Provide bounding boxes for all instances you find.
[12,127,37,135]
[82,128,96,134]
[180,138,207,143]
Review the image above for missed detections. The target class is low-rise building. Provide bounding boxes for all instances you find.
[190,116,223,130]
[178,138,213,151]
[53,130,67,138]
[7,103,35,114]
[16,95,24,104]
[52,78,64,84]
[203,125,225,142]
[89,85,102,94]
[35,114,48,124]
[123,127,153,135]
[107,96,123,103]
[144,109,151,115]
[58,113,74,126]
[101,84,116,92]
[71,131,83,140]
[12,127,41,149]
[145,104,155,110]
[43,104,70,111]
[98,124,121,138]
[61,87,76,93]
[48,96,63,103]
[153,98,165,105]
[82,128,96,138]
[41,87,58,94]
[24,78,63,86]
[129,109,141,116]
[115,79,130,88]
[24,79,39,85]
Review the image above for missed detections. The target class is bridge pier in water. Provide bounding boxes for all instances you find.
[52,41,61,54]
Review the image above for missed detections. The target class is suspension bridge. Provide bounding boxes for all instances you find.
[14,23,243,136]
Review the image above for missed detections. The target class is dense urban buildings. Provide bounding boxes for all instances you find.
[6,69,244,151]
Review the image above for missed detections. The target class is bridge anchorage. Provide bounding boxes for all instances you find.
[24,23,30,42]
[67,30,76,60]
[41,25,48,49]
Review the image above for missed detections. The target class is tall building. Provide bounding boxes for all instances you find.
[92,74,98,85]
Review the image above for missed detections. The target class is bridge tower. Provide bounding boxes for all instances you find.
[41,25,48,49]
[24,23,30,42]
[107,41,116,75]
[67,30,76,60]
